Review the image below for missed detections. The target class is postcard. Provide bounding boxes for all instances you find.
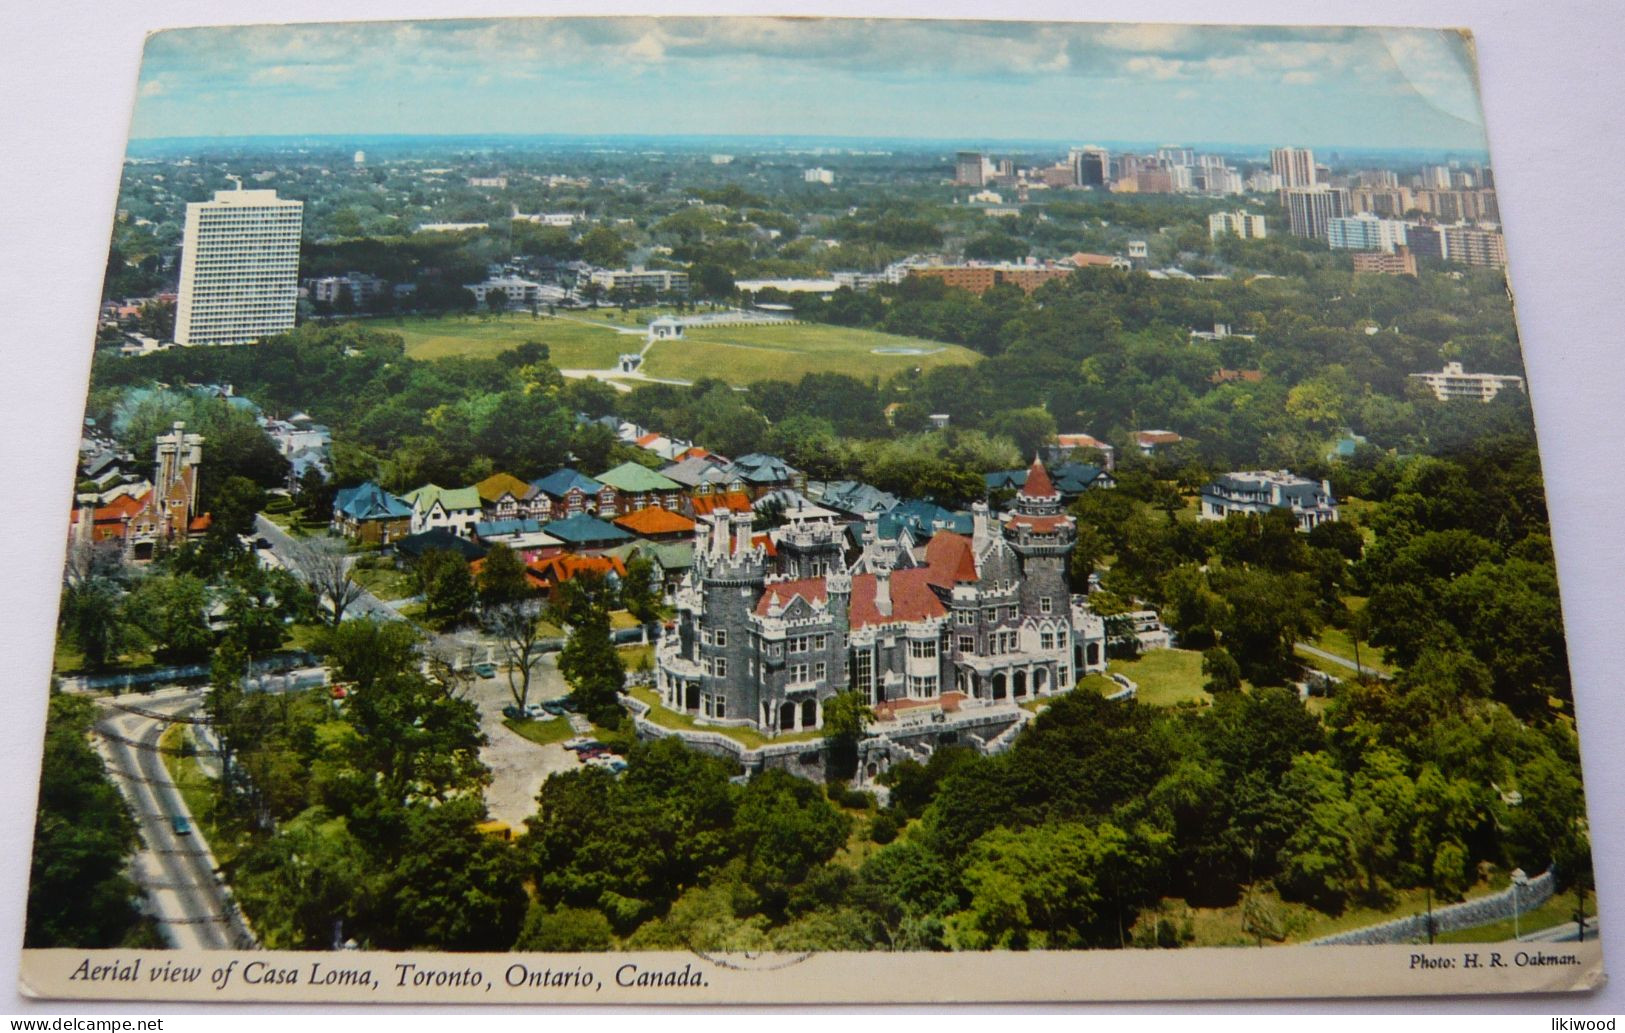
[17,16,1605,1004]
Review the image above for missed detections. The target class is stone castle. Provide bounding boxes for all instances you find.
[654,457,1108,735]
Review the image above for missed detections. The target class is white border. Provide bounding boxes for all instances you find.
[2,0,1622,1016]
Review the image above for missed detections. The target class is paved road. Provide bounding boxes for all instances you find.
[94,690,254,950]
[1296,641,1393,681]
[1519,917,1600,944]
[254,513,402,623]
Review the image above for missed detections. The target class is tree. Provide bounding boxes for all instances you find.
[414,549,475,627]
[125,573,212,663]
[619,555,663,628]
[821,691,874,781]
[553,574,625,726]
[482,600,550,712]
[296,466,336,525]
[284,537,364,625]
[60,578,133,670]
[1201,647,1242,695]
[580,227,630,268]
[476,543,531,609]
[485,288,510,316]
[26,695,152,948]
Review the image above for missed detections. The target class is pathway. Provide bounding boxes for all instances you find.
[1296,641,1392,681]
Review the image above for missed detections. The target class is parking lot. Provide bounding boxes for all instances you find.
[465,653,584,826]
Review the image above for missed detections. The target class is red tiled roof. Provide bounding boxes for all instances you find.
[188,514,212,533]
[1020,457,1058,499]
[635,433,663,448]
[1136,430,1183,446]
[850,568,947,628]
[923,531,979,586]
[613,506,696,537]
[755,576,829,616]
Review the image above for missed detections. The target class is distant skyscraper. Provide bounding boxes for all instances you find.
[174,187,303,346]
[1069,146,1110,187]
[955,151,986,187]
[1271,146,1317,188]
[1284,185,1350,240]
[353,150,366,166]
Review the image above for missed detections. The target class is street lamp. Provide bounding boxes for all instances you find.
[1510,867,1528,940]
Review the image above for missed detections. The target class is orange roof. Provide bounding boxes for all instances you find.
[635,432,663,448]
[1020,457,1058,499]
[528,553,628,584]
[690,491,753,516]
[1069,252,1118,267]
[923,531,979,585]
[613,506,696,537]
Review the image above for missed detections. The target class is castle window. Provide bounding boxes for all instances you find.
[789,662,810,684]
[1040,596,1053,614]
[852,650,873,698]
[715,657,728,677]
[814,662,826,681]
[714,628,727,647]
[909,639,937,659]
[959,635,975,654]
[957,610,975,626]
[815,633,829,650]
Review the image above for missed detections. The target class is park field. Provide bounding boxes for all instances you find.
[382,311,981,386]
[389,312,637,368]
[639,322,981,386]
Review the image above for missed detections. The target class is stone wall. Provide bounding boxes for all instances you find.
[1311,869,1556,945]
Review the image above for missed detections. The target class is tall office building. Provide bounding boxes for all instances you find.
[175,187,303,346]
[1070,146,1110,187]
[955,151,986,187]
[1284,185,1350,240]
[1270,146,1317,188]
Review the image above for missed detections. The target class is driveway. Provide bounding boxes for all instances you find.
[466,653,583,826]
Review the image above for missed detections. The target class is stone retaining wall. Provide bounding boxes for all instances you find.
[1311,869,1556,945]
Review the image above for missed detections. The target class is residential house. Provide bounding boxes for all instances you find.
[403,484,484,537]
[597,461,685,513]
[724,453,805,500]
[531,468,617,520]
[526,553,628,599]
[613,506,697,543]
[810,480,900,521]
[1200,470,1338,532]
[541,513,636,552]
[475,472,539,522]
[333,482,413,545]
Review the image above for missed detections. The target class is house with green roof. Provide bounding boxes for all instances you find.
[403,483,484,537]
[543,513,635,550]
[596,461,684,514]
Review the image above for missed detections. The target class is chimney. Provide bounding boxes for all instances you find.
[862,512,878,545]
[972,500,990,550]
[732,510,754,556]
[874,569,892,617]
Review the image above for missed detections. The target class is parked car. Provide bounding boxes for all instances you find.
[563,738,605,753]
[472,662,498,679]
[523,702,548,719]
[171,814,192,836]
[502,705,524,721]
[541,700,568,716]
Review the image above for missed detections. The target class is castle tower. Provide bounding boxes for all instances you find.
[1003,456,1075,618]
[691,509,767,722]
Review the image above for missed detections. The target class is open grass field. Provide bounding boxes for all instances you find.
[389,312,636,368]
[385,311,981,387]
[641,322,981,386]
[1108,648,1214,708]
[501,715,574,747]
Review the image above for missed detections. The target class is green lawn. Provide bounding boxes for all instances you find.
[350,564,417,602]
[389,312,636,368]
[626,685,822,749]
[501,716,574,747]
[640,323,981,386]
[1108,649,1213,707]
[1305,623,1391,676]
[52,639,159,679]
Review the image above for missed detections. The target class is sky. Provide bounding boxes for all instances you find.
[129,18,1490,151]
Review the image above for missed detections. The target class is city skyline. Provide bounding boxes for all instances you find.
[131,19,1490,151]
